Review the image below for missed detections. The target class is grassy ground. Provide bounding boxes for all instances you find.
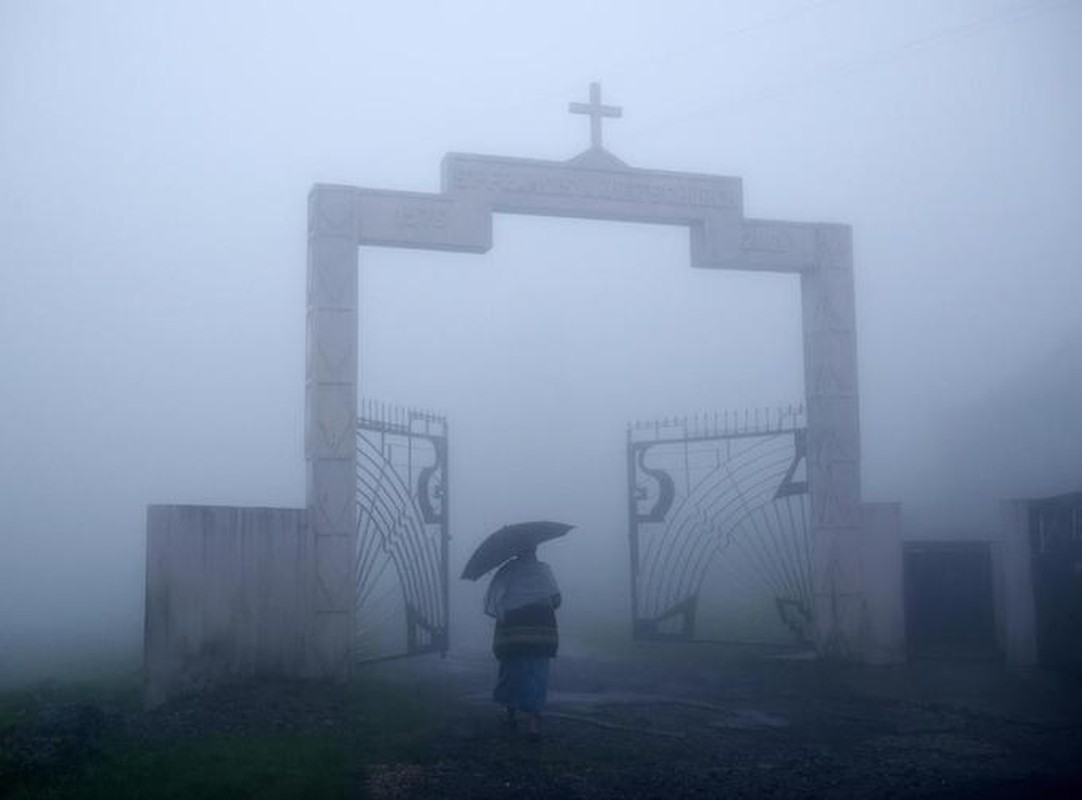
[0,673,454,800]
[8,733,355,800]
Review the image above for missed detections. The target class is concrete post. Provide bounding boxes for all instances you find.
[1000,499,1038,666]
[801,224,864,658]
[306,185,360,678]
[859,502,905,663]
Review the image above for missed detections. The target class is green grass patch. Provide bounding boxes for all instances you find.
[7,732,357,800]
[347,673,457,763]
[0,705,20,734]
[2,670,460,799]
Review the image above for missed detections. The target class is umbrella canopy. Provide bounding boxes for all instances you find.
[460,520,574,581]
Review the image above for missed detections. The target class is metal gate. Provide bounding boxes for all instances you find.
[355,401,449,661]
[628,407,813,644]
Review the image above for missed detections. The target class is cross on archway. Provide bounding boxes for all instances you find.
[569,81,622,150]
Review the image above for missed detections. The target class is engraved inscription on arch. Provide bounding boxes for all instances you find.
[743,220,794,253]
[355,189,490,252]
[442,153,742,223]
[447,162,738,210]
[738,219,818,272]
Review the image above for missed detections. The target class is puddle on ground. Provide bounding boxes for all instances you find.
[466,689,791,730]
[711,709,790,729]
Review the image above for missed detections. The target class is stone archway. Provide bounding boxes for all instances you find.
[305,85,899,676]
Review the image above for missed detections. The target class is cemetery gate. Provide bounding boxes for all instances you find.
[306,82,876,674]
[628,406,814,645]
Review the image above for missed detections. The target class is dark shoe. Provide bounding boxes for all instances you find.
[502,708,518,733]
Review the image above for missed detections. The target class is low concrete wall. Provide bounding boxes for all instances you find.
[144,505,309,706]
[859,502,905,664]
[998,499,1038,667]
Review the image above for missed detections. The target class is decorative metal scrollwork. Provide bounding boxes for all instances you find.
[628,407,813,645]
[355,401,449,661]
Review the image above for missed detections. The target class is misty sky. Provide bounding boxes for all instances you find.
[2,0,1080,675]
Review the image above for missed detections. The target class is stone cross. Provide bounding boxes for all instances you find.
[569,82,622,150]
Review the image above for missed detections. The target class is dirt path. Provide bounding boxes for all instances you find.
[362,646,1082,798]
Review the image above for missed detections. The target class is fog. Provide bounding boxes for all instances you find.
[1,0,1080,682]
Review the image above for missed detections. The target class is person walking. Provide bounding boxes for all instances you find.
[484,546,561,739]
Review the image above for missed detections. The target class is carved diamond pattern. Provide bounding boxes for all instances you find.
[314,535,355,610]
[810,526,864,657]
[309,459,355,535]
[308,242,358,308]
[810,462,861,527]
[309,186,360,238]
[807,426,858,471]
[307,310,357,384]
[805,269,856,332]
[811,528,862,594]
[305,385,355,459]
[807,331,857,398]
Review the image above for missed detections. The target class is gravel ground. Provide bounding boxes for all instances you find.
[5,645,1081,798]
[362,645,1082,798]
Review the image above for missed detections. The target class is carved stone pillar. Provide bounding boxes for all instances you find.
[801,224,864,657]
[305,185,360,678]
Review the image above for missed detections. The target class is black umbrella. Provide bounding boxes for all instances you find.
[460,520,574,581]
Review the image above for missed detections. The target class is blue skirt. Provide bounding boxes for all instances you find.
[493,657,550,714]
